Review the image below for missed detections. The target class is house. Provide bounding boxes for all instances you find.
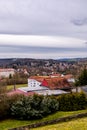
[81,85,87,93]
[0,68,15,78]
[18,76,49,93]
[15,75,72,96]
[27,76,72,91]
[63,74,75,83]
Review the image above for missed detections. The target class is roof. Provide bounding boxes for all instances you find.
[81,86,87,92]
[29,76,72,90]
[29,76,50,82]
[7,89,35,96]
[41,77,72,90]
[7,89,69,96]
[0,68,15,72]
[18,85,49,92]
[35,90,69,96]
[64,74,74,79]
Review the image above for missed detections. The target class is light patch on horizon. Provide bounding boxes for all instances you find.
[0,34,86,48]
[0,34,87,59]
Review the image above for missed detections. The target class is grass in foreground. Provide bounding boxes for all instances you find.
[0,109,87,130]
[32,117,87,130]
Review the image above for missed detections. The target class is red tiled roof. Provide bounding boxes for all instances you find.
[41,77,72,90]
[29,76,50,82]
[0,68,15,72]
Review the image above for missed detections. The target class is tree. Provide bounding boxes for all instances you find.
[0,81,7,94]
[75,68,87,92]
[78,68,87,86]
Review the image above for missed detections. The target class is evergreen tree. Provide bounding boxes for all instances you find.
[76,68,87,86]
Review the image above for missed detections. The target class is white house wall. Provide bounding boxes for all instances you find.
[0,70,15,78]
[68,78,75,83]
[18,79,49,92]
[28,79,41,88]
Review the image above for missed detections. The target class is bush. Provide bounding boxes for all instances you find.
[10,95,59,120]
[58,92,87,111]
[0,95,10,119]
[41,96,59,116]
[0,94,23,120]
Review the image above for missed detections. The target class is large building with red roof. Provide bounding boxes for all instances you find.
[9,75,73,96]
[28,76,72,91]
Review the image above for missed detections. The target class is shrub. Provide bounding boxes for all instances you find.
[41,96,59,116]
[10,95,59,120]
[58,92,87,111]
[0,94,24,120]
[0,95,9,119]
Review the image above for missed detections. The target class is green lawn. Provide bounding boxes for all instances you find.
[7,84,27,91]
[32,117,87,130]
[0,109,87,130]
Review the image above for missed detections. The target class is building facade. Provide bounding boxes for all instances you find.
[0,68,15,78]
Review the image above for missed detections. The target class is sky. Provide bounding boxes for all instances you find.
[0,0,87,59]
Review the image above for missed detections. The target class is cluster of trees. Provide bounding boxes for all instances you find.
[1,72,28,86]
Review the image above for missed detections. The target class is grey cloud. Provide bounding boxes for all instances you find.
[0,0,87,39]
[0,44,87,59]
[71,18,87,26]
[0,45,87,53]
[0,0,87,59]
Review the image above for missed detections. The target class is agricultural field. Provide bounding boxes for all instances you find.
[32,117,87,130]
[0,110,87,130]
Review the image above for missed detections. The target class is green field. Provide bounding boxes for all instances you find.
[0,110,87,130]
[7,84,27,91]
[32,117,87,130]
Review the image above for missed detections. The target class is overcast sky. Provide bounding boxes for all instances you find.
[0,0,87,59]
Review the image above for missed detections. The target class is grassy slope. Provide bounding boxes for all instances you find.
[0,109,87,130]
[32,117,87,130]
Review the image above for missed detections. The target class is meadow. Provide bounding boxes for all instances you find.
[0,110,87,130]
[32,117,87,130]
[7,84,27,91]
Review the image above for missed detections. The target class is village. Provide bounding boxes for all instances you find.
[0,61,87,97]
[0,67,75,95]
[0,59,87,130]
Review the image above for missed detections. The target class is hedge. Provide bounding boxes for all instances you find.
[58,92,87,111]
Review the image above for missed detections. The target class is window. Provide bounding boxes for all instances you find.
[33,82,36,87]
